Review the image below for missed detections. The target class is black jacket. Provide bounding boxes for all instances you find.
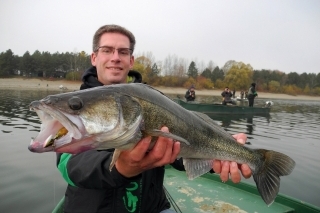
[185,90,195,101]
[57,66,184,213]
[79,66,143,90]
[247,86,257,99]
[221,91,233,102]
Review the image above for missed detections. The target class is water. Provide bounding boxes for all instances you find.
[0,89,319,212]
[0,90,67,213]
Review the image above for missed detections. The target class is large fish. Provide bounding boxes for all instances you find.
[28,83,295,205]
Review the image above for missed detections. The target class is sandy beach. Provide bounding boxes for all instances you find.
[0,77,319,101]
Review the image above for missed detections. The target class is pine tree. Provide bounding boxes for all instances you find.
[187,61,198,78]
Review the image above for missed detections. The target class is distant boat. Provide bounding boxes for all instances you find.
[173,99,271,116]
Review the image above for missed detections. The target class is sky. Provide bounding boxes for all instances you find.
[1,0,319,74]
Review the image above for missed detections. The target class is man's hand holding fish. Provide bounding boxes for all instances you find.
[213,133,252,183]
[115,126,181,178]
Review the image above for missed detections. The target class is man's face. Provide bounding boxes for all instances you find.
[91,32,134,85]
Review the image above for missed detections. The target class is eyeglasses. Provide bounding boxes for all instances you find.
[95,46,132,57]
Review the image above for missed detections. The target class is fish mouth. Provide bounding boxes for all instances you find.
[28,101,85,153]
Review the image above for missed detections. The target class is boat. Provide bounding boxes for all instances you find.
[163,165,320,213]
[52,166,320,213]
[173,99,271,115]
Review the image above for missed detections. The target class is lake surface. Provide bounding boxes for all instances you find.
[0,89,319,212]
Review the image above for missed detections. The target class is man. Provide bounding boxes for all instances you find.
[185,85,196,101]
[57,24,251,213]
[247,83,258,107]
[221,87,234,105]
[240,90,245,99]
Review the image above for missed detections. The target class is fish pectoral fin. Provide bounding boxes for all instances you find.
[183,158,214,180]
[145,130,190,145]
[109,149,122,171]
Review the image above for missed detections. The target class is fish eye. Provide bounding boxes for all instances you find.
[68,96,83,110]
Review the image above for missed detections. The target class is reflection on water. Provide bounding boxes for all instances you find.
[0,89,320,212]
[206,113,271,135]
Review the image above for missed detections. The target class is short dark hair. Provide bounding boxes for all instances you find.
[93,24,136,53]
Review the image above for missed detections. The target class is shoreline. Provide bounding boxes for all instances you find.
[0,77,319,101]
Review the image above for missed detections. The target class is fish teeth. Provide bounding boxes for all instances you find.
[43,134,54,148]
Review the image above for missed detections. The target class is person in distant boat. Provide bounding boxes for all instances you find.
[221,87,235,105]
[245,91,248,99]
[185,85,196,101]
[247,82,258,107]
[232,88,236,98]
[240,90,244,99]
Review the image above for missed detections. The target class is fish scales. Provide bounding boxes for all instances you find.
[121,87,257,163]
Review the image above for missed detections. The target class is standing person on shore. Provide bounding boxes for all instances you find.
[247,83,258,107]
[56,24,251,213]
[185,85,196,101]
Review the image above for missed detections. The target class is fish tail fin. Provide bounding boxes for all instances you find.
[253,149,295,206]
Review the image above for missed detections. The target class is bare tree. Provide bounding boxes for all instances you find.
[176,57,188,77]
[134,51,155,67]
[207,60,216,72]
[162,54,174,75]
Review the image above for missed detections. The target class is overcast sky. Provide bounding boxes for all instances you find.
[1,0,319,74]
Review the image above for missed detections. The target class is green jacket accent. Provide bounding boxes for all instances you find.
[58,153,76,186]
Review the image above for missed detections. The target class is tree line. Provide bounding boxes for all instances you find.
[1,49,320,96]
[0,49,91,80]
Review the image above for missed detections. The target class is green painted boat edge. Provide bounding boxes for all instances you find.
[52,166,320,213]
[52,196,64,213]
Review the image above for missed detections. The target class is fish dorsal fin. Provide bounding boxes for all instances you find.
[145,130,190,145]
[183,158,214,180]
